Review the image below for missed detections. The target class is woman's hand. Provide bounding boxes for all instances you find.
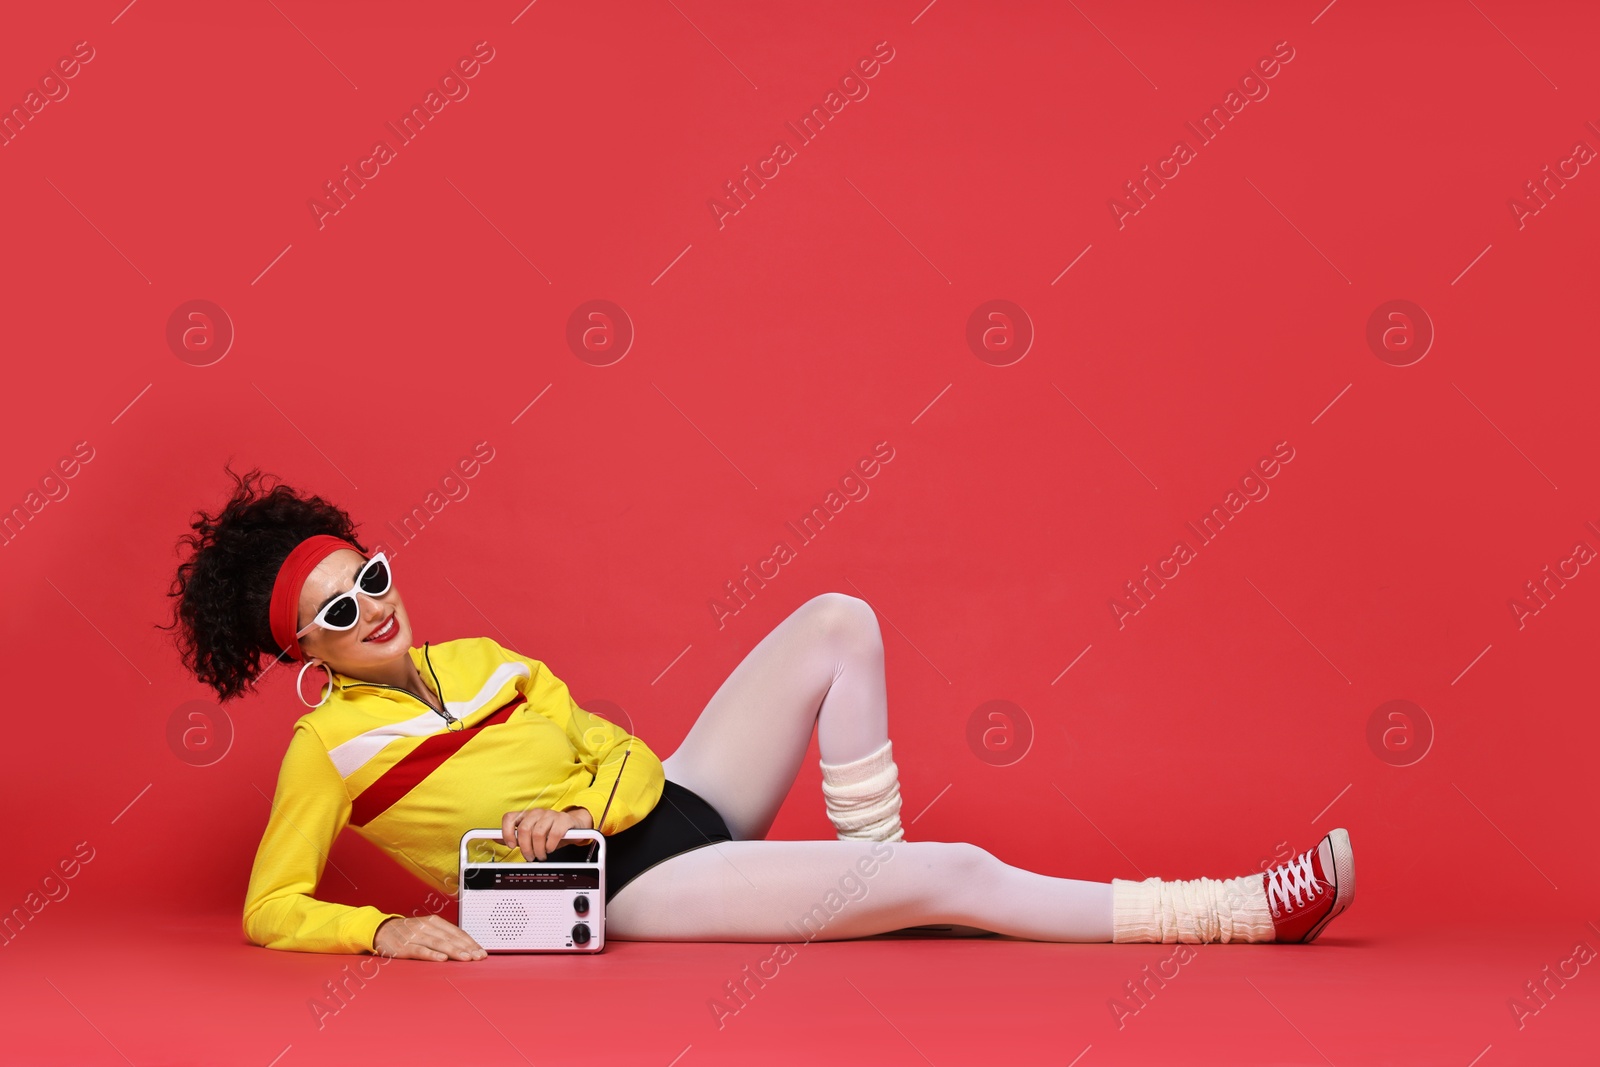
[501,805,594,860]
[373,915,486,962]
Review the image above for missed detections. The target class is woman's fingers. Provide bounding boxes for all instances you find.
[431,915,487,958]
[380,915,487,961]
[503,808,546,859]
[500,808,585,861]
[411,919,485,961]
[522,812,555,860]
[530,821,556,860]
[501,809,524,851]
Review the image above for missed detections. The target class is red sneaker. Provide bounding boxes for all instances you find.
[1262,827,1355,943]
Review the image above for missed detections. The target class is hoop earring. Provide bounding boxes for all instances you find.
[297,657,336,709]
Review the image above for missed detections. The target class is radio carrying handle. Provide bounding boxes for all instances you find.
[459,828,604,870]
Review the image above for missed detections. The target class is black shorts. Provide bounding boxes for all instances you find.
[545,779,733,904]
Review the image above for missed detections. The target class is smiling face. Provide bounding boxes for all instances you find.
[295,548,415,676]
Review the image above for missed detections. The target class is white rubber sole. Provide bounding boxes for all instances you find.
[1303,827,1355,943]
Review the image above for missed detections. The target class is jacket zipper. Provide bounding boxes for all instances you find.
[344,680,461,730]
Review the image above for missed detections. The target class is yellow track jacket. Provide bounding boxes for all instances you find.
[242,636,665,954]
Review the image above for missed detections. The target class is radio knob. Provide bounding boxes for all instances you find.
[573,894,590,916]
[572,923,591,945]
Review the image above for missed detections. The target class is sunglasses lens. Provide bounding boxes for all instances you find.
[323,596,360,629]
[360,557,390,595]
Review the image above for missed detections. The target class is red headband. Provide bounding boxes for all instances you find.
[269,534,365,662]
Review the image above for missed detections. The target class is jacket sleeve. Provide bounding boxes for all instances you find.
[242,720,405,954]
[497,641,666,835]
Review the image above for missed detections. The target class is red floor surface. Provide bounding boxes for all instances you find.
[3,910,1596,1065]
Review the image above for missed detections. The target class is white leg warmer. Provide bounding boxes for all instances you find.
[819,738,905,843]
[1111,874,1276,944]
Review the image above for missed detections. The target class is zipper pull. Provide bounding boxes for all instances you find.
[422,640,462,731]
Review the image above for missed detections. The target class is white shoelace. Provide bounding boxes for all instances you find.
[1265,848,1323,914]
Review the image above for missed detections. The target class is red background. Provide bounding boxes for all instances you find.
[2,1,1596,1064]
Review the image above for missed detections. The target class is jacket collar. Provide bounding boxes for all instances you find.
[327,644,436,706]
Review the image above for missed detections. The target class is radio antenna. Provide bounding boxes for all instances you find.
[585,739,633,863]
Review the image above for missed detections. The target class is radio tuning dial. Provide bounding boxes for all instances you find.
[573,894,590,915]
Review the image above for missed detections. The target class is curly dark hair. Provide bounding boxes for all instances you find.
[157,462,369,703]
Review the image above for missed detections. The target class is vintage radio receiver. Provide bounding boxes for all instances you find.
[458,828,606,953]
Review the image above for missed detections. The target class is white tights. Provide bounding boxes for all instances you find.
[607,593,1115,943]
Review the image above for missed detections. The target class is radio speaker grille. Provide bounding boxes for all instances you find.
[462,893,594,949]
[489,898,529,938]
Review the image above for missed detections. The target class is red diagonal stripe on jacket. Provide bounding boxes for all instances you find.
[350,694,526,828]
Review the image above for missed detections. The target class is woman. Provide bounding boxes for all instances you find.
[161,466,1354,961]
